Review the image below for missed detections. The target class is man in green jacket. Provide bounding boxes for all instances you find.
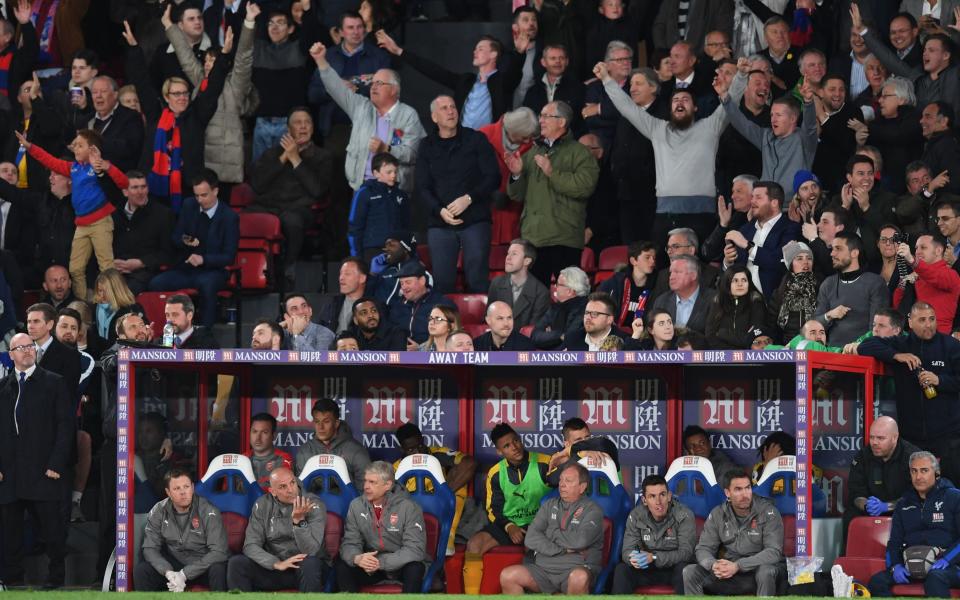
[505,100,599,286]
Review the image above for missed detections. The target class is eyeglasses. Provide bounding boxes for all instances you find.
[607,57,632,63]
[540,113,563,119]
[878,236,899,244]
[267,20,288,27]
[879,94,899,99]
[936,215,956,222]
[584,310,612,319]
[665,243,693,252]
[10,344,36,353]
[427,316,449,323]
[371,80,395,87]
[167,91,189,98]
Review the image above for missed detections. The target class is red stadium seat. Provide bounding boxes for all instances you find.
[236,250,272,291]
[598,245,628,270]
[239,212,283,255]
[782,515,796,558]
[489,244,509,271]
[463,323,488,339]
[324,513,344,560]
[230,182,255,208]
[834,517,892,584]
[580,246,596,275]
[19,289,44,321]
[480,545,525,593]
[136,290,194,339]
[520,325,534,337]
[450,294,488,325]
[594,270,615,284]
[222,512,248,555]
[417,246,432,272]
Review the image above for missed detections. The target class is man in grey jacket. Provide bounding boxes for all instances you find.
[722,58,819,200]
[226,467,327,592]
[308,41,425,194]
[134,469,229,591]
[295,398,371,487]
[336,461,427,593]
[613,474,696,594]
[682,467,786,596]
[500,463,604,595]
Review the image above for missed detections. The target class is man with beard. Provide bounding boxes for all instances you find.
[250,319,284,350]
[812,75,862,190]
[596,60,727,265]
[349,297,406,351]
[815,231,889,345]
[723,57,818,199]
[920,102,960,196]
[371,231,432,306]
[716,71,769,192]
[55,308,94,522]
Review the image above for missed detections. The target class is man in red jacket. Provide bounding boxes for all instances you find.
[479,108,538,244]
[895,234,960,335]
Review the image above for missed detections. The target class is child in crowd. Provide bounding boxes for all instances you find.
[16,128,128,300]
[348,152,410,264]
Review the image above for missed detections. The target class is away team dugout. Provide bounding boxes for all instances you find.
[113,347,886,592]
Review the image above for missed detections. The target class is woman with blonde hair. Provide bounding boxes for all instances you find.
[419,305,461,351]
[93,268,144,344]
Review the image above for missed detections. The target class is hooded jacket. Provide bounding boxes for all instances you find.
[340,483,427,571]
[243,489,328,570]
[142,495,229,579]
[295,427,371,487]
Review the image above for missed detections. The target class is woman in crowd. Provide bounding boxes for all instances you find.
[92,268,144,345]
[705,266,768,349]
[630,308,676,350]
[419,305,461,351]
[769,241,818,342]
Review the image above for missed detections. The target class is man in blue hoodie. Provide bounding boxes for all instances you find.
[868,451,960,597]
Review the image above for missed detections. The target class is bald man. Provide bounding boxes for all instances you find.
[770,320,844,352]
[227,467,327,592]
[472,301,535,351]
[843,416,920,548]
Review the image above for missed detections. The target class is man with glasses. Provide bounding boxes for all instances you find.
[564,292,637,350]
[653,228,721,298]
[583,41,634,150]
[505,101,599,286]
[309,41,425,195]
[0,332,74,589]
[935,202,960,273]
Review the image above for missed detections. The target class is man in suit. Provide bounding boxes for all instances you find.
[0,332,74,588]
[111,171,174,294]
[25,302,81,400]
[651,255,716,334]
[164,294,219,350]
[149,169,240,327]
[488,238,550,329]
[652,0,734,56]
[723,181,801,298]
[68,75,145,172]
[34,172,76,288]
[659,41,716,107]
[0,163,37,273]
[888,13,922,70]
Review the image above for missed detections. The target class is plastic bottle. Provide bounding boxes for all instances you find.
[162,322,176,348]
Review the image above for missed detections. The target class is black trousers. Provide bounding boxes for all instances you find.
[226,554,324,592]
[335,557,425,593]
[1,498,67,585]
[531,245,582,288]
[133,552,227,591]
[96,439,116,580]
[611,561,686,594]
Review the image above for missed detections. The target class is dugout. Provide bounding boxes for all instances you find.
[113,348,884,592]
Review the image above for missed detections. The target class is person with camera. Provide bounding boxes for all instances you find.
[892,234,960,335]
[867,451,960,597]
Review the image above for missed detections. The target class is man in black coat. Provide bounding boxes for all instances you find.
[812,75,862,191]
[349,297,406,351]
[110,171,174,294]
[33,173,75,287]
[26,302,81,400]
[473,301,535,351]
[164,293,220,350]
[68,76,145,173]
[0,332,74,588]
[0,163,38,274]
[921,102,960,195]
[522,44,585,134]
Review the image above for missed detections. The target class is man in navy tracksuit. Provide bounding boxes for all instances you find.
[858,302,960,483]
[868,451,960,597]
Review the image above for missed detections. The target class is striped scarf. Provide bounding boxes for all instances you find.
[0,52,13,97]
[148,108,183,213]
[790,7,813,49]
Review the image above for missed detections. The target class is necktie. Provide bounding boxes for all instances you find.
[36,346,44,363]
[15,371,25,434]
[677,81,688,89]
[175,336,182,348]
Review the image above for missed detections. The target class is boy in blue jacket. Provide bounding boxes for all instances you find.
[348,153,409,264]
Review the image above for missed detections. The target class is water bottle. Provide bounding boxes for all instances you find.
[162,322,176,348]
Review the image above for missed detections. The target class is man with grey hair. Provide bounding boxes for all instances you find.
[506,101,599,286]
[415,94,500,294]
[583,41,633,149]
[523,44,585,130]
[867,450,960,597]
[69,74,145,171]
[308,42,425,194]
[702,175,757,263]
[336,461,427,593]
[532,266,591,349]
[595,59,727,268]
[653,228,721,298]
[651,254,716,334]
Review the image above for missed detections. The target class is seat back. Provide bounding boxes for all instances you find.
[222,512,248,554]
[298,454,359,518]
[450,293,488,325]
[598,245,628,270]
[845,516,892,557]
[396,454,457,594]
[489,245,509,270]
[236,250,272,291]
[325,512,344,559]
[664,456,724,518]
[239,212,282,240]
[580,247,596,274]
[463,323,489,339]
[195,454,263,517]
[753,455,826,516]
[230,182,255,208]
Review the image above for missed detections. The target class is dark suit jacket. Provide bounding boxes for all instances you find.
[487,274,551,329]
[39,337,81,400]
[653,262,722,300]
[652,0,734,54]
[170,198,240,272]
[0,366,74,503]
[0,179,38,269]
[179,326,220,350]
[562,325,639,350]
[522,74,586,133]
[69,104,146,172]
[400,48,524,126]
[473,329,536,351]
[650,286,717,334]
[112,200,175,273]
[731,216,802,297]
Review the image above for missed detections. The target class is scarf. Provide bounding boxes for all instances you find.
[790,7,813,49]
[30,0,61,66]
[148,108,183,213]
[0,51,12,97]
[778,271,818,328]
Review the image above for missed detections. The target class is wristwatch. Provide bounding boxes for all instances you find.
[296,519,308,528]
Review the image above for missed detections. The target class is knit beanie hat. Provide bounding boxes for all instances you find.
[782,241,813,268]
[793,170,820,194]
